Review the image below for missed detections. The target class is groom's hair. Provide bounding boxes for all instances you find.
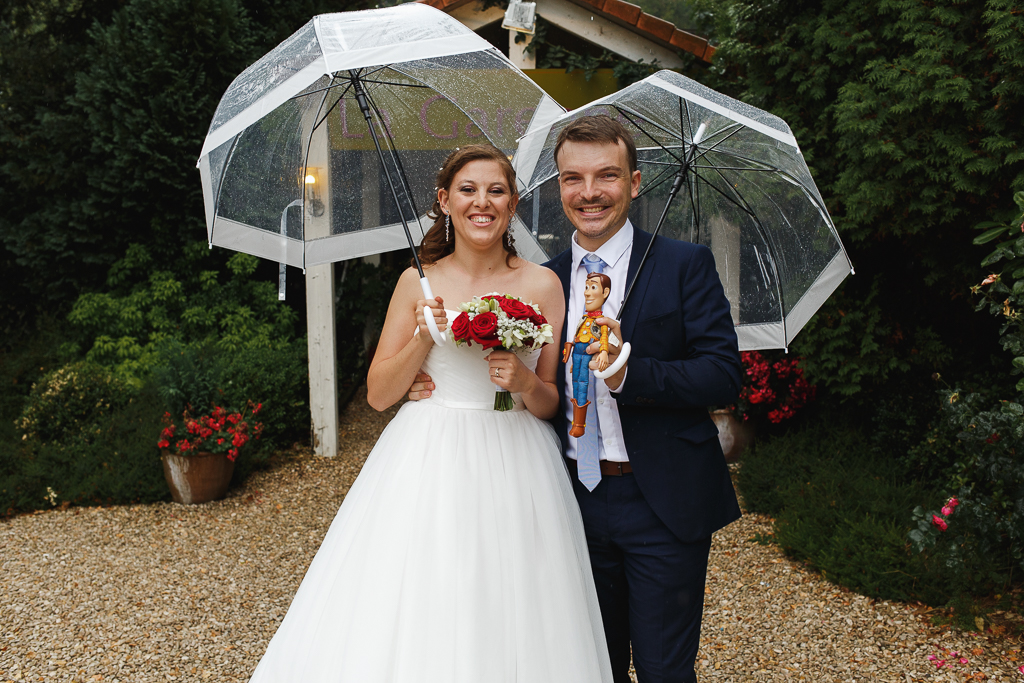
[554,115,637,174]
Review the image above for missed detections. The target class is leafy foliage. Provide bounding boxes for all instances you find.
[906,195,1024,596]
[66,244,300,382]
[739,421,947,603]
[2,368,170,514]
[700,0,1024,401]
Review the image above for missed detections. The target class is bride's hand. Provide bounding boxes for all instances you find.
[485,349,532,394]
[415,297,447,345]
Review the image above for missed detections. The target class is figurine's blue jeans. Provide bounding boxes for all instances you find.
[572,342,591,406]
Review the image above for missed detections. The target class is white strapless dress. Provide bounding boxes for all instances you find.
[248,332,613,683]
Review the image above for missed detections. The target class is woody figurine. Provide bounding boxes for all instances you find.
[562,271,611,437]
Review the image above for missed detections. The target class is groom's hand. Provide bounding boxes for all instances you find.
[407,372,434,401]
[588,317,626,392]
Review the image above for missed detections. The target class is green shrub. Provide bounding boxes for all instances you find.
[16,362,138,447]
[218,339,309,453]
[739,421,947,603]
[3,372,169,514]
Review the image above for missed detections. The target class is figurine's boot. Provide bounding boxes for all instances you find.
[569,399,590,438]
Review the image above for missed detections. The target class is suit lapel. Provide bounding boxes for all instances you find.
[620,229,656,342]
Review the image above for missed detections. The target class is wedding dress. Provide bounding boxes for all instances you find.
[249,323,613,682]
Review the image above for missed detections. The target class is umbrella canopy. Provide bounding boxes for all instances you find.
[196,3,564,270]
[512,70,853,351]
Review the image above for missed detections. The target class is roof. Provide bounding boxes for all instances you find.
[416,0,716,63]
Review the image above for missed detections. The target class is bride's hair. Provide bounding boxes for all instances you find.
[416,145,520,268]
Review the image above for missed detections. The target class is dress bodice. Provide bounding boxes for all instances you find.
[420,311,541,410]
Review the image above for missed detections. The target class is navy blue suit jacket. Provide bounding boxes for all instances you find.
[546,229,743,543]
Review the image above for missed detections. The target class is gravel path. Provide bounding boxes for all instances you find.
[3,389,1022,682]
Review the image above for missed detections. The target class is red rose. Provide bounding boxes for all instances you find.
[469,311,501,349]
[450,311,472,342]
[495,296,535,320]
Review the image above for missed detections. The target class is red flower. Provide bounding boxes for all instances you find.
[450,311,472,342]
[469,311,501,349]
[931,514,948,531]
[157,439,170,449]
[252,402,262,416]
[493,296,535,320]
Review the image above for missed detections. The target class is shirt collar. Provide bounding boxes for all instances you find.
[571,219,634,272]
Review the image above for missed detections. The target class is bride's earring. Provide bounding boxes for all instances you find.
[444,212,450,242]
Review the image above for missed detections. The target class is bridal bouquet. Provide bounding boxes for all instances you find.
[449,293,555,410]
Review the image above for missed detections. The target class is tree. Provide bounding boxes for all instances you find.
[701,0,1024,400]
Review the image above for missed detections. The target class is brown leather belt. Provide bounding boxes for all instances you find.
[564,457,633,477]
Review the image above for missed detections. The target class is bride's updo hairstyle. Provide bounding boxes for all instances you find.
[416,144,520,268]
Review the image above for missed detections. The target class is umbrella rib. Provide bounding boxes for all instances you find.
[291,80,354,101]
[359,78,431,89]
[364,86,425,234]
[310,82,352,132]
[611,106,685,165]
[635,164,678,199]
[300,74,339,267]
[681,98,694,145]
[688,168,755,218]
[694,122,742,148]
[699,166,789,334]
[684,170,700,243]
[692,164,777,172]
[691,126,746,164]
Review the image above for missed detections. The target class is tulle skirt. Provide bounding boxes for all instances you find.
[248,397,612,682]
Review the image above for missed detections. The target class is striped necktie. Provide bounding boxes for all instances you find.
[576,253,606,491]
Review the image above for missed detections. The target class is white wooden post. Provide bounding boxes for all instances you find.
[509,29,536,69]
[303,108,338,457]
[306,263,339,457]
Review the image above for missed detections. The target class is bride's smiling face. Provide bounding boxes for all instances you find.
[439,159,518,251]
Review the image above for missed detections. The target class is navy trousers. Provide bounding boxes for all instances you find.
[572,470,712,683]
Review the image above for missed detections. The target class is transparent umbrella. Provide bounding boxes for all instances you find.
[196,3,564,342]
[513,70,853,359]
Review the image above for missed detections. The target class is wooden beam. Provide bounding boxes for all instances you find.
[538,0,684,68]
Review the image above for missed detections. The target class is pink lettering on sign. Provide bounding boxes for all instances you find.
[514,107,536,136]
[465,108,488,138]
[420,94,458,140]
[339,103,363,139]
[340,102,393,140]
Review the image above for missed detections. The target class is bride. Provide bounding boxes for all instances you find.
[247,145,613,682]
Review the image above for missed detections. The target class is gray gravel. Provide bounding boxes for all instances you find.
[2,390,1021,682]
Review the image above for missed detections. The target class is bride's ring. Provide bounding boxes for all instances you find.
[494,368,501,378]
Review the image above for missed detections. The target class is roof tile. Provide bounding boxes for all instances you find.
[600,0,642,25]
[670,28,708,56]
[635,13,674,43]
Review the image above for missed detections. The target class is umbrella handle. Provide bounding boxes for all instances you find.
[419,277,446,346]
[594,342,630,380]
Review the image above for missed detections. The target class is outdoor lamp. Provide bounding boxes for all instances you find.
[304,168,325,217]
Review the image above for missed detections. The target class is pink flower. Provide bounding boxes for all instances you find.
[931,514,948,531]
[981,274,999,286]
[959,658,968,664]
[934,659,946,669]
[946,497,959,509]
[941,505,954,516]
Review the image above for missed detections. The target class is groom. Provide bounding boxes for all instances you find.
[410,116,742,682]
[546,115,742,683]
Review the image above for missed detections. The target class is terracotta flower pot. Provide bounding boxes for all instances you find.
[161,451,235,504]
[710,409,754,464]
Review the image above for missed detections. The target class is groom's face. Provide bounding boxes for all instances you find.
[556,139,641,251]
